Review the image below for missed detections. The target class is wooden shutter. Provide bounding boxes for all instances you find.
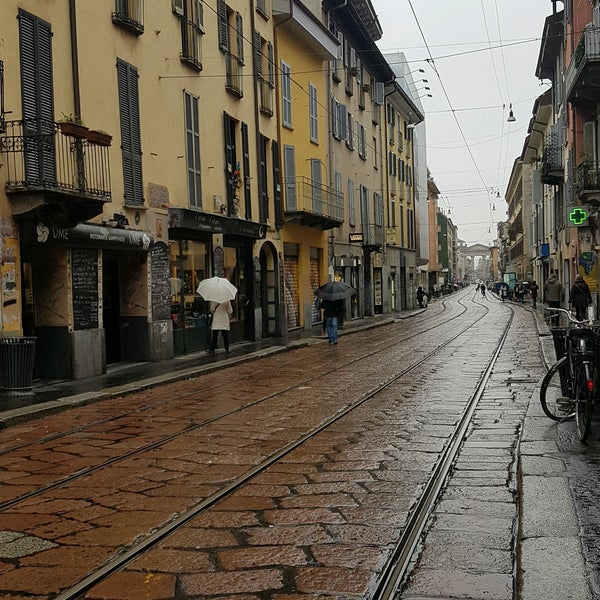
[241,121,251,218]
[283,145,296,210]
[118,58,143,205]
[19,10,55,184]
[236,13,244,64]
[217,0,229,52]
[267,42,274,85]
[259,134,268,222]
[254,31,262,79]
[272,140,282,228]
[223,112,235,213]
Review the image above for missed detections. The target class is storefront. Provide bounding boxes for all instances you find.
[168,208,266,354]
[20,221,159,380]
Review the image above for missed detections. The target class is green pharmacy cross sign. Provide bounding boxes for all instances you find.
[569,207,588,226]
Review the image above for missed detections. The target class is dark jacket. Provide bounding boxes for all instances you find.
[321,299,343,319]
[569,279,592,310]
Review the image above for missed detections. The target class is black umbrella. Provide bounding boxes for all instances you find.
[314,281,356,301]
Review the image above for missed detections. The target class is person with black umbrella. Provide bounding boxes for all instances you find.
[320,298,343,345]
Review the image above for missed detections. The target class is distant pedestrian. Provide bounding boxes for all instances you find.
[206,300,233,354]
[416,286,426,308]
[500,283,508,302]
[544,273,563,326]
[481,284,486,298]
[321,298,343,345]
[569,275,592,321]
[530,281,539,308]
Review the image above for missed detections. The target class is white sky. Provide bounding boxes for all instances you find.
[375,0,553,246]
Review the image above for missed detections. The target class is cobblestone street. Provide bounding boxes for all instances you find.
[0,291,598,599]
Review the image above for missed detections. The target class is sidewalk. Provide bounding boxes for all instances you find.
[0,311,412,428]
[518,299,592,599]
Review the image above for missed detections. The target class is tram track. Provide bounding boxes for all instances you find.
[41,293,510,600]
[0,297,475,515]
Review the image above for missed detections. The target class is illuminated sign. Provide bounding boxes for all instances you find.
[349,233,363,243]
[568,207,589,227]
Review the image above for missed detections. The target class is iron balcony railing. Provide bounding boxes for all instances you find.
[285,176,344,224]
[565,25,600,99]
[0,118,111,199]
[575,161,600,195]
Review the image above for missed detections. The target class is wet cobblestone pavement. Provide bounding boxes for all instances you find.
[0,291,598,598]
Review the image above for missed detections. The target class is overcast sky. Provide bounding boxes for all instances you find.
[375,0,553,246]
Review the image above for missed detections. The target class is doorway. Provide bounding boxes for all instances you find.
[102,251,121,364]
[260,243,277,337]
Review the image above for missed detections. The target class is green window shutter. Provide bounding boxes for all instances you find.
[217,0,229,52]
[236,13,244,64]
[254,31,262,79]
[117,59,143,205]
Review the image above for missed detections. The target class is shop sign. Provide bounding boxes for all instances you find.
[33,222,154,251]
[349,233,363,243]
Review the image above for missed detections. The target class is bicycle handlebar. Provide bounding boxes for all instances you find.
[546,307,592,325]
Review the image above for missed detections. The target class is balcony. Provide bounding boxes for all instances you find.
[0,118,111,224]
[362,222,384,249]
[540,127,563,185]
[284,176,344,230]
[565,25,600,106]
[575,161,600,202]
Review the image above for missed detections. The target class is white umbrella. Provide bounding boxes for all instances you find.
[196,277,238,303]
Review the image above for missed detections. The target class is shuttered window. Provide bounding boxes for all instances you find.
[117,58,144,205]
[348,178,355,226]
[217,0,229,52]
[283,145,296,210]
[18,9,55,185]
[281,61,292,127]
[309,83,318,143]
[184,91,201,209]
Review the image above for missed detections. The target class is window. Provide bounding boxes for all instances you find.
[387,103,395,145]
[346,112,354,150]
[255,33,274,115]
[283,145,296,210]
[117,58,143,205]
[332,97,341,140]
[178,0,204,70]
[374,192,384,227]
[256,0,271,19]
[357,61,366,110]
[335,171,343,221]
[357,123,366,160]
[348,178,355,226]
[281,60,292,128]
[113,0,144,35]
[184,91,201,209]
[309,83,318,143]
[373,136,377,169]
[218,0,244,96]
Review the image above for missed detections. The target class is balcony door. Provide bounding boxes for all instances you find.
[19,9,56,186]
[283,145,296,211]
[310,159,322,214]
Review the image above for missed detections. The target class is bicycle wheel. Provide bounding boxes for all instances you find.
[540,357,574,421]
[575,363,594,443]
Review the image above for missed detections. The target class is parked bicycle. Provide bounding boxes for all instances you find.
[539,307,597,443]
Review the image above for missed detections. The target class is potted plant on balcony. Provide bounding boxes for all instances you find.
[86,129,112,147]
[58,113,88,139]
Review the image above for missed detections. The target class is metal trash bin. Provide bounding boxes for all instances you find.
[0,337,36,395]
[550,327,567,360]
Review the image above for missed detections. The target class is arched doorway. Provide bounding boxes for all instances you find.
[259,243,279,337]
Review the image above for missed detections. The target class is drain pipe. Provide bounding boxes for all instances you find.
[68,0,82,120]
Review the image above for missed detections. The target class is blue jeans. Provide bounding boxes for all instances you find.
[326,316,338,343]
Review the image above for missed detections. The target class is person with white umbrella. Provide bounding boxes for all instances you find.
[196,277,237,354]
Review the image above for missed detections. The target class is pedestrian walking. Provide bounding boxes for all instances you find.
[481,284,486,298]
[416,286,426,308]
[321,298,343,345]
[206,300,233,354]
[569,275,593,322]
[530,281,539,308]
[500,283,508,302]
[544,273,564,326]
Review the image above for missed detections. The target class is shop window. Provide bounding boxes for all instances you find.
[169,240,210,329]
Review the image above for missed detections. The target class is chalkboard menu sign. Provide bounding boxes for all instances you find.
[72,248,99,330]
[151,243,171,321]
